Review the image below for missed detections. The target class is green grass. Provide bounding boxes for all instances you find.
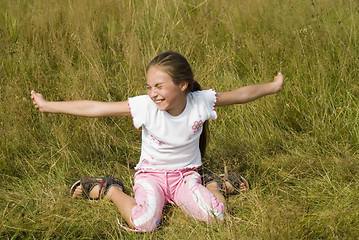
[1,0,359,239]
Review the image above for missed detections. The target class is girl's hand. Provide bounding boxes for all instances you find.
[273,72,284,93]
[30,90,131,116]
[216,72,285,106]
[31,90,47,112]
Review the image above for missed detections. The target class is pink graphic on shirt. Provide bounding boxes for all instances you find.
[150,135,165,146]
[192,120,203,134]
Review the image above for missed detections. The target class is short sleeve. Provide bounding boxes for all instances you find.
[189,89,218,121]
[128,95,151,129]
[201,89,217,121]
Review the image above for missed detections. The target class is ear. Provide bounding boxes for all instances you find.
[180,82,189,92]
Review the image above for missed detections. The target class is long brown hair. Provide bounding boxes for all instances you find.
[147,51,209,157]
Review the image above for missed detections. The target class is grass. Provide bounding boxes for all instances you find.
[1,0,359,239]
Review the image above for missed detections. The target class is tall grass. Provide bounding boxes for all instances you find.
[1,0,358,239]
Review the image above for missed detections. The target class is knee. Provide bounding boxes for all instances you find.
[131,205,162,232]
[132,219,161,232]
[203,199,226,222]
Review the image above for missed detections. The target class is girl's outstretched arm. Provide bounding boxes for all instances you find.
[30,90,131,117]
[215,72,284,107]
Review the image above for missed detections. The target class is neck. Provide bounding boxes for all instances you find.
[167,96,187,116]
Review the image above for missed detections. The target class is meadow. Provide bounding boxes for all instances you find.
[1,0,358,239]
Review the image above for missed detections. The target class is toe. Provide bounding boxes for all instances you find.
[239,182,248,192]
[72,186,82,198]
[71,185,83,198]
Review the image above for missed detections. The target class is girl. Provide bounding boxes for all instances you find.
[31,51,284,232]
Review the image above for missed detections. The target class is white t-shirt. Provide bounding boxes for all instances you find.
[128,89,217,171]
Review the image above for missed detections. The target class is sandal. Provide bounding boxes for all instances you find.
[202,172,250,196]
[69,177,125,200]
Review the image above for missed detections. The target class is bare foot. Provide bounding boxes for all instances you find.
[71,184,100,199]
[105,185,124,199]
[206,181,220,191]
[206,181,226,204]
[206,179,249,196]
[224,181,248,194]
[71,184,83,198]
[71,184,123,199]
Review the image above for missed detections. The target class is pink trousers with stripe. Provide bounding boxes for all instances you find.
[129,169,225,232]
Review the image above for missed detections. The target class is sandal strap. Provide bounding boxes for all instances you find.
[81,177,105,200]
[202,172,250,196]
[102,177,125,196]
[202,173,226,193]
[70,176,125,200]
[219,173,251,195]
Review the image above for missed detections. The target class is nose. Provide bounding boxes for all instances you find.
[148,88,157,99]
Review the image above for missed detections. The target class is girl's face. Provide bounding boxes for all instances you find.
[146,66,188,116]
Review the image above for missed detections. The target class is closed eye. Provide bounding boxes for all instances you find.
[147,84,164,90]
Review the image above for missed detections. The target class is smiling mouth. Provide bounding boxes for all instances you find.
[152,98,164,104]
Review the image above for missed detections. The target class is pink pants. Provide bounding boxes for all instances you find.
[129,169,225,232]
